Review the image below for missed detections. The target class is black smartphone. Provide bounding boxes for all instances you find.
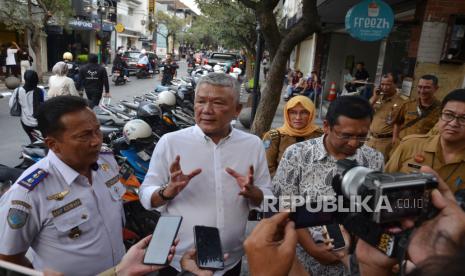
[194,225,225,270]
[324,224,346,251]
[143,216,182,265]
[289,205,335,229]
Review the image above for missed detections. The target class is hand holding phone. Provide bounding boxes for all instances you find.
[323,224,346,251]
[143,216,182,265]
[194,226,225,270]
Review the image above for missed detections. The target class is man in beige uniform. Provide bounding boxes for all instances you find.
[366,74,406,159]
[387,89,465,192]
[392,75,441,146]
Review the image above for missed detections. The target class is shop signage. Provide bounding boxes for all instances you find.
[115,23,125,33]
[69,19,93,30]
[345,0,394,42]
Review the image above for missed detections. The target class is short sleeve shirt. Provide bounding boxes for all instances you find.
[370,93,407,135]
[393,98,441,139]
[386,134,465,192]
[0,150,126,275]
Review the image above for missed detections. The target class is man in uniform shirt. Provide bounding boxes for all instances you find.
[0,96,126,275]
[386,89,465,192]
[392,74,441,146]
[139,73,272,276]
[366,73,407,159]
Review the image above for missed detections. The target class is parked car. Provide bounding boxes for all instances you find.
[202,52,239,71]
[123,50,160,75]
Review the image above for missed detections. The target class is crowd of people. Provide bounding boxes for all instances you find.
[1,54,465,276]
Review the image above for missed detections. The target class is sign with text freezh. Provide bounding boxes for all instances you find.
[345,0,394,42]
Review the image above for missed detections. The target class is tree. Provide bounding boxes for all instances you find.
[156,10,185,54]
[237,0,321,137]
[0,0,72,81]
[195,0,257,78]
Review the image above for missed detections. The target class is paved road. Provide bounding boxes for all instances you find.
[0,61,190,167]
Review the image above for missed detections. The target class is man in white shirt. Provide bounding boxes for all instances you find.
[140,73,273,276]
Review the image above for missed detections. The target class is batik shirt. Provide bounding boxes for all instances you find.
[272,135,384,276]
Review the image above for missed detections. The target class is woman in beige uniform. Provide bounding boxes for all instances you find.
[262,95,323,177]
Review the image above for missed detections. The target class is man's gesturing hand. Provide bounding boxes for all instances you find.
[164,155,201,198]
[226,166,263,205]
[244,212,297,276]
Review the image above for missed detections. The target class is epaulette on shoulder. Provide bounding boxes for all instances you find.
[18,168,48,191]
[100,146,114,154]
[401,133,429,142]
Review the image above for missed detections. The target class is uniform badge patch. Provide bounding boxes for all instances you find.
[18,168,48,191]
[11,200,32,209]
[263,139,271,149]
[7,208,29,229]
[100,163,110,172]
[105,175,120,188]
[52,199,82,217]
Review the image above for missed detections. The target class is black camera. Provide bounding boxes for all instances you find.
[333,159,438,224]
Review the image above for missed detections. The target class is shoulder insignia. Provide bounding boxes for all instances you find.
[7,208,29,229]
[100,146,113,154]
[18,169,48,191]
[263,139,271,149]
[269,129,280,141]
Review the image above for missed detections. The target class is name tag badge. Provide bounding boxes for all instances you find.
[52,199,82,217]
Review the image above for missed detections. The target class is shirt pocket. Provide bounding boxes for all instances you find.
[52,204,91,243]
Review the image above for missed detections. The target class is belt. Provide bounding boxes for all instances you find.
[371,132,393,139]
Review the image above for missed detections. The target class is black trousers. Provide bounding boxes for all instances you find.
[85,89,102,109]
[158,260,241,276]
[21,121,39,143]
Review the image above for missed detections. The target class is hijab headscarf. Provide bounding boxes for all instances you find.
[277,95,319,137]
[23,70,39,92]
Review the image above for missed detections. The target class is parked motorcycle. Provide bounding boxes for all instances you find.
[135,64,152,79]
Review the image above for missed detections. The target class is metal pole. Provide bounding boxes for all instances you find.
[251,24,264,123]
[99,11,103,64]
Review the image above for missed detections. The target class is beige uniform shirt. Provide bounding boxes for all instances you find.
[366,93,406,158]
[262,128,323,177]
[394,98,441,139]
[386,134,465,192]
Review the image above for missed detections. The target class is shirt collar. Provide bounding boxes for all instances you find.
[313,135,360,162]
[47,150,80,186]
[193,124,234,143]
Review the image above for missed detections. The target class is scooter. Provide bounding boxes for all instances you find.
[136,64,152,79]
[112,69,127,85]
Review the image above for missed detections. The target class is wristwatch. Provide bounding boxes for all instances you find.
[158,186,175,201]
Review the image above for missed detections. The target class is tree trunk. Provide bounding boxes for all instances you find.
[30,26,44,82]
[245,52,254,80]
[248,0,321,138]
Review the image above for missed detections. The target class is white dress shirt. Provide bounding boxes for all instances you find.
[140,125,272,274]
[9,87,45,127]
[0,150,126,275]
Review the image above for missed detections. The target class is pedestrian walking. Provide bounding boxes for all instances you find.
[5,42,20,78]
[18,46,33,83]
[48,61,80,98]
[8,70,45,143]
[78,53,110,108]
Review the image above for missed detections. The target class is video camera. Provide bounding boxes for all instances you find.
[258,159,440,258]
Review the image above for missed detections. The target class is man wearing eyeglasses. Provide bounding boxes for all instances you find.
[391,75,441,148]
[272,96,384,275]
[386,89,465,192]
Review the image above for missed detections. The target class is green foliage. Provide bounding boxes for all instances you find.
[194,0,257,53]
[0,0,73,31]
[156,10,185,38]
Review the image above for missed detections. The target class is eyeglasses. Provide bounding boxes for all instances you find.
[332,129,369,142]
[441,112,465,126]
